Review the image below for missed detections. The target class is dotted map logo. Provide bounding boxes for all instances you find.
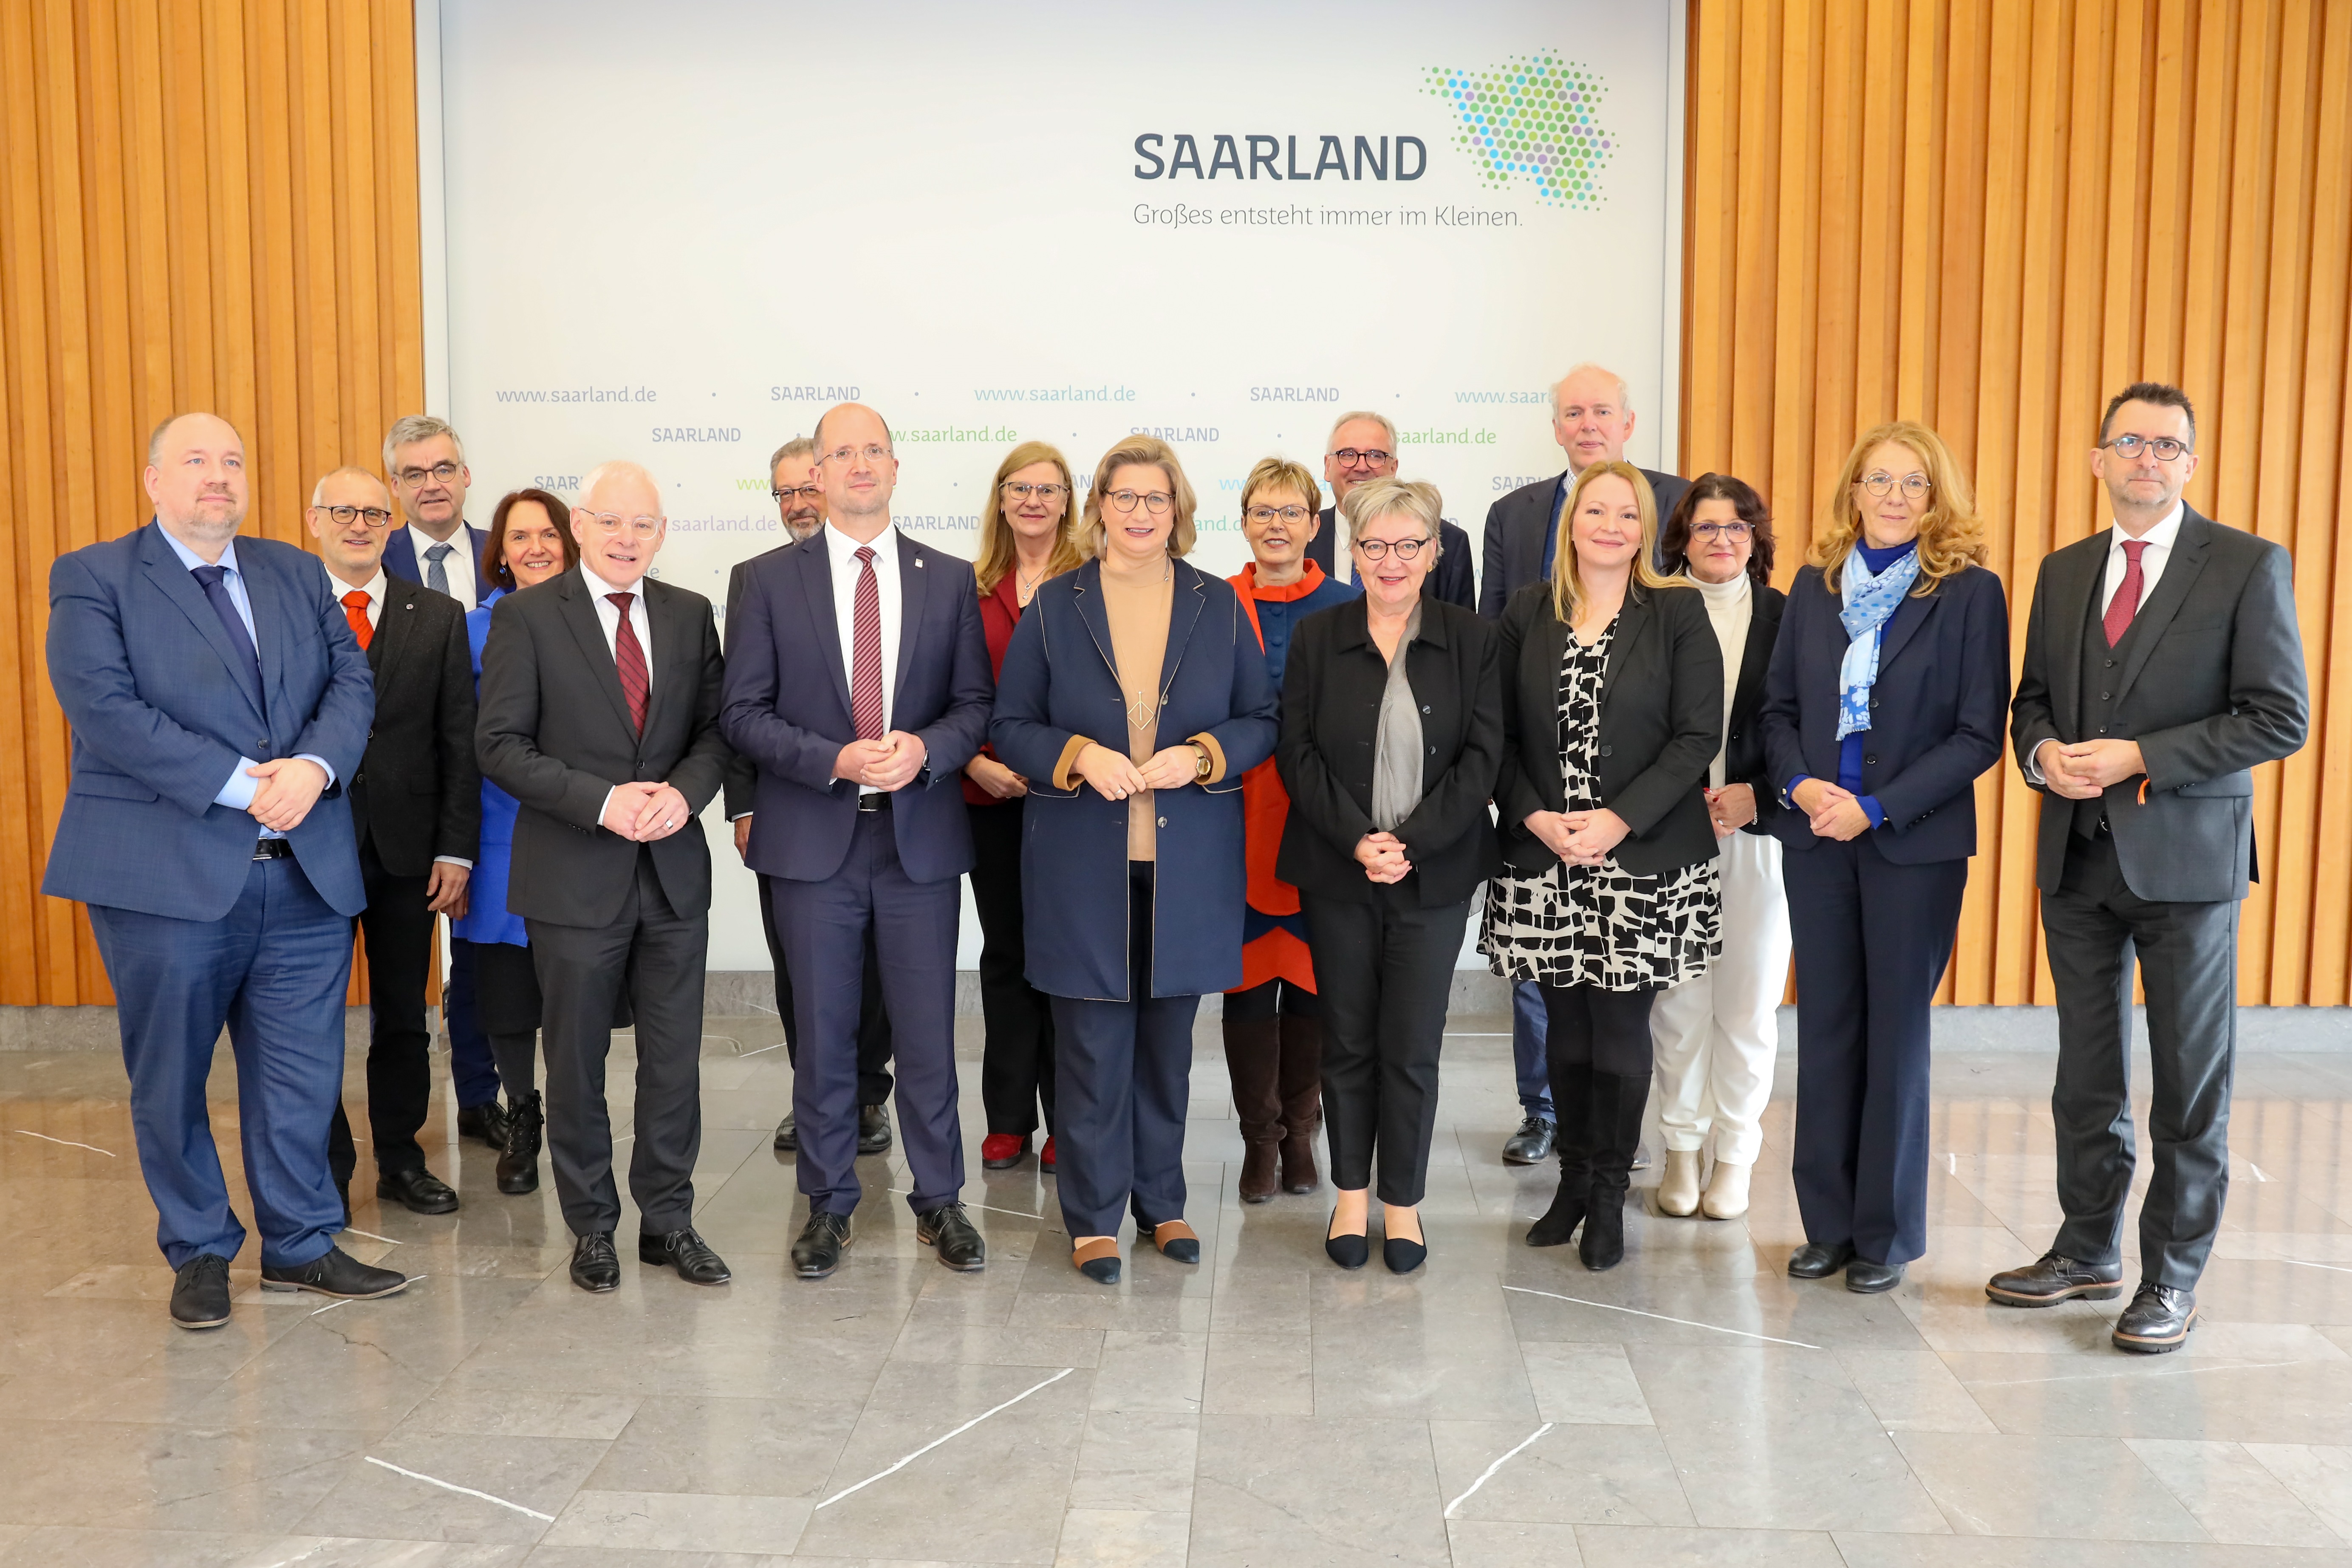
[1424,54,1614,209]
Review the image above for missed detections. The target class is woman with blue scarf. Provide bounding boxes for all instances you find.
[1759,422,2009,1294]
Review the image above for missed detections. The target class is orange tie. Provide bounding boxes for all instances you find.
[342,590,373,651]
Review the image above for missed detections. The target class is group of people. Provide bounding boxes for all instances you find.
[44,367,2306,1357]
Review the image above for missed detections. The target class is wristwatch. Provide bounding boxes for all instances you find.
[1190,742,1212,781]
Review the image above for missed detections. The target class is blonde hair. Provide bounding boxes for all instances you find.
[975,441,1083,594]
[1549,461,1684,622]
[1339,477,1443,556]
[1239,456,1323,517]
[1080,435,1197,558]
[1812,421,1987,593]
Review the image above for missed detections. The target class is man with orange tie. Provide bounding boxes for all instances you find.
[305,467,480,1220]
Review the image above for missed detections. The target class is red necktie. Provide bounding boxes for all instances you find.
[2103,539,2148,647]
[850,546,884,740]
[342,590,373,651]
[608,592,647,733]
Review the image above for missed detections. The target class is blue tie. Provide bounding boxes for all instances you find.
[190,564,265,712]
[424,541,453,597]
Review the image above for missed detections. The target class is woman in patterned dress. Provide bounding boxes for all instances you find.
[1483,461,1724,1271]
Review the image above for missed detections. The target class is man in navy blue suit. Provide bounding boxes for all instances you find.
[721,403,995,1280]
[43,412,410,1330]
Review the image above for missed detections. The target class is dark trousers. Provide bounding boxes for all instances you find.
[1051,862,1199,1238]
[1305,890,1468,1206]
[1785,833,1969,1266]
[970,799,1055,1136]
[1540,983,1659,1076]
[759,870,892,1106]
[772,809,964,1215]
[528,847,707,1237]
[87,856,351,1269]
[441,938,503,1110]
[2044,830,2240,1290]
[328,839,433,1187]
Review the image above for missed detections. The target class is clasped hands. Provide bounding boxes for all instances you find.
[1524,806,1631,866]
[1354,831,1411,884]
[1705,782,1757,839]
[2035,738,2145,801]
[1789,777,1872,842]
[244,757,327,833]
[600,780,693,842]
[834,731,930,793]
[1072,742,1199,802]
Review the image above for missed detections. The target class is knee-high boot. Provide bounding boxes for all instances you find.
[1580,1071,1651,1271]
[1276,1013,1324,1194]
[1223,1017,1284,1203]
[1527,1061,1594,1247]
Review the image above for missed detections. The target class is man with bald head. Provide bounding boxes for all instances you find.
[477,459,735,1293]
[45,413,408,1329]
[304,466,480,1220]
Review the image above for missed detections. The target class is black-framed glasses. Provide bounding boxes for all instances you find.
[1002,481,1070,502]
[771,483,823,503]
[1353,537,1429,562]
[1245,505,1311,525]
[1104,489,1173,516]
[1690,520,1752,543]
[395,461,461,486]
[1857,471,1931,499]
[1331,447,1393,468]
[321,504,395,528]
[2103,433,2191,461]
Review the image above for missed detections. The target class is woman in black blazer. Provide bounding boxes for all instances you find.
[1481,462,1723,1273]
[1758,421,2010,1295]
[1646,475,1792,1224]
[1277,479,1503,1275]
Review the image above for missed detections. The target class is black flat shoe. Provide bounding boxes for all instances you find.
[773,1113,797,1152]
[457,1099,511,1150]
[570,1232,620,1292]
[639,1225,731,1285]
[1788,1241,1855,1279]
[170,1253,232,1330]
[792,1211,852,1279]
[2114,1283,2197,1353]
[1383,1236,1427,1275]
[1324,1209,1368,1271]
[261,1244,410,1300]
[497,1092,544,1195]
[1987,1250,2124,1307]
[376,1166,459,1215]
[1846,1257,1905,1294]
[857,1105,893,1155]
[917,1202,987,1271]
[1502,1115,1557,1166]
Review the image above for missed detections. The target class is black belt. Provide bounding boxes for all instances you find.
[253,838,296,860]
[857,791,892,813]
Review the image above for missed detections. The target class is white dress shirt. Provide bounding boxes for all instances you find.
[330,566,471,869]
[408,523,477,606]
[2100,500,2184,613]
[579,559,656,687]
[824,521,903,737]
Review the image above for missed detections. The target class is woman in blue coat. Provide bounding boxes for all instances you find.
[991,436,1279,1285]
[1759,422,2010,1294]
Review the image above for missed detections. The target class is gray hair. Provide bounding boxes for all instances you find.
[383,414,465,475]
[1327,409,1399,452]
[769,436,815,473]
[578,459,663,514]
[309,465,390,506]
[1552,363,1632,417]
[1340,477,1443,555]
[148,411,244,467]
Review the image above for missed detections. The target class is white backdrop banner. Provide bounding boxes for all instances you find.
[434,0,1681,970]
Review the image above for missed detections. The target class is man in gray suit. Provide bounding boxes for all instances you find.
[1989,381,2309,1353]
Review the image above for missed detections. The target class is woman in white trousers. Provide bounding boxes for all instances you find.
[1649,475,1792,1220]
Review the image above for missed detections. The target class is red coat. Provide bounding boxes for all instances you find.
[964,571,1028,806]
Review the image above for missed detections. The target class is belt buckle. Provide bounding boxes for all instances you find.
[857,791,887,813]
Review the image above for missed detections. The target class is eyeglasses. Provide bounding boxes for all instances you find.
[2103,434,2192,461]
[819,443,893,467]
[1245,505,1311,525]
[581,512,663,539]
[1857,471,1932,499]
[395,461,461,486]
[1331,448,1393,469]
[1690,520,1752,543]
[1103,489,1173,516]
[1353,537,1429,562]
[772,483,823,503]
[320,504,395,528]
[1002,482,1070,502]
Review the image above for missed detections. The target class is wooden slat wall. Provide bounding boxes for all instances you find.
[0,0,422,1005]
[1683,0,2352,1004]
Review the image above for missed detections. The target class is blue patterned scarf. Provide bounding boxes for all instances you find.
[1835,543,1920,740]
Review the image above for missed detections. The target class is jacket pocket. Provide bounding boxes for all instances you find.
[71,770,160,803]
[2173,771,2253,799]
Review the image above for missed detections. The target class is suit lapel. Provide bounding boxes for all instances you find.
[140,525,268,726]
[893,532,929,702]
[1156,562,1210,734]
[797,538,854,720]
[368,580,416,686]
[1599,588,1653,700]
[639,580,681,737]
[1874,577,1942,673]
[559,571,640,742]
[1071,559,1119,681]
[2044,535,2100,737]
[2115,509,2214,706]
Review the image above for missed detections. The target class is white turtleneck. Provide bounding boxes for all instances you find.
[1689,570,1753,788]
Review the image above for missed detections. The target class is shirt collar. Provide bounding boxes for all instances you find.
[825,521,896,566]
[410,523,465,557]
[579,559,641,601]
[2111,500,2184,554]
[158,523,240,576]
[332,569,387,605]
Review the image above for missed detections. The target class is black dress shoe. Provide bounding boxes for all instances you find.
[261,1244,409,1300]
[170,1253,232,1329]
[1324,1210,1368,1270]
[570,1232,620,1293]
[857,1105,893,1154]
[1788,1240,1856,1279]
[1383,1236,1427,1275]
[1987,1250,2124,1307]
[792,1211,853,1279]
[456,1099,511,1150]
[1502,1115,1557,1166]
[1846,1257,1905,1293]
[497,1092,544,1195]
[376,1166,459,1215]
[2114,1283,2197,1353]
[774,1113,797,1152]
[639,1225,731,1285]
[916,1202,987,1271]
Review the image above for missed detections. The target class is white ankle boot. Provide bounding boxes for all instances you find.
[1702,1159,1751,1220]
[1657,1149,1702,1216]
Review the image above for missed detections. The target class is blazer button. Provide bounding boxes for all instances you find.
[2104,658,2117,669]
[1869,697,1880,709]
[2098,726,2109,735]
[2100,691,2112,701]
[1156,816,1167,828]
[1864,755,1878,766]
[1422,705,1432,714]
[1599,744,1613,757]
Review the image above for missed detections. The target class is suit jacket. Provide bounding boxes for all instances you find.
[1493,579,1722,878]
[719,528,993,885]
[43,520,372,920]
[2012,507,2308,901]
[720,541,799,820]
[1275,596,1504,907]
[1306,510,1477,611]
[382,522,492,607]
[1759,560,2010,864]
[1720,580,1789,836]
[476,567,732,927]
[990,558,1280,1000]
[350,574,481,876]
[1479,466,1690,619]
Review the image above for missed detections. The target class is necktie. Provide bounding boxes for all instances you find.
[608,592,647,734]
[342,590,373,651]
[2103,539,2149,647]
[424,541,453,597]
[190,564,264,709]
[850,545,884,740]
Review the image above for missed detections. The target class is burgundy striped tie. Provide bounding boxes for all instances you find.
[850,546,884,740]
[2103,540,2148,648]
[608,592,647,733]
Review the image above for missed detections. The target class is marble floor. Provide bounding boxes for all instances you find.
[5,1012,2352,1567]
